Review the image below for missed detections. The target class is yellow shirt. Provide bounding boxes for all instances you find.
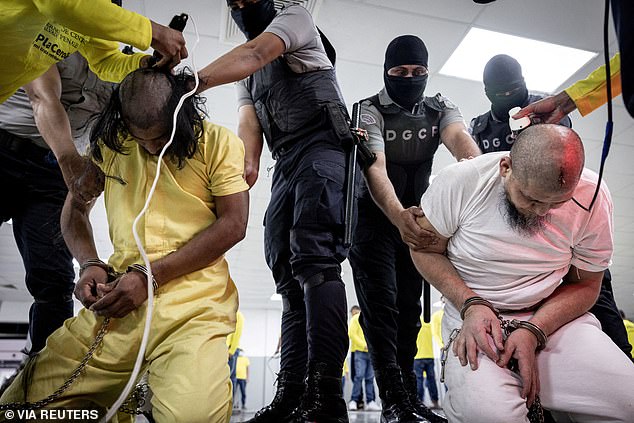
[227,310,245,355]
[431,309,444,349]
[565,53,621,117]
[236,355,250,380]
[415,319,434,359]
[348,313,368,352]
[624,319,634,359]
[95,121,248,336]
[0,0,151,102]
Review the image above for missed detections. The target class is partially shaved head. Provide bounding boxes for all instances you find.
[119,68,172,131]
[91,68,207,168]
[510,124,585,195]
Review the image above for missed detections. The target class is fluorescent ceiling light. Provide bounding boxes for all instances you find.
[439,28,597,92]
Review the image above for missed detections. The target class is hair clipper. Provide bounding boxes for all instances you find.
[148,13,189,67]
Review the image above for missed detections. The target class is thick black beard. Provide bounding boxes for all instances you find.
[500,191,547,237]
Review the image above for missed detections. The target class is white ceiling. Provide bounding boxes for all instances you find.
[2,0,633,322]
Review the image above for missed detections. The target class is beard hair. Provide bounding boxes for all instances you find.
[500,191,548,237]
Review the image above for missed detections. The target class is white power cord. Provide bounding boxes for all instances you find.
[101,15,201,423]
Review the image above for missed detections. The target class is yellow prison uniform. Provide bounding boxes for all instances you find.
[0,121,249,423]
[624,319,634,359]
[227,310,245,355]
[348,313,368,353]
[236,356,250,380]
[414,319,434,360]
[431,309,444,349]
[0,0,151,103]
[565,53,621,117]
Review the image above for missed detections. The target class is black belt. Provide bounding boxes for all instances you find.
[0,127,52,159]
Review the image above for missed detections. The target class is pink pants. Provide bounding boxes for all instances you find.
[442,310,634,423]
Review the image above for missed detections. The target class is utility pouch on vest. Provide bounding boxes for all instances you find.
[325,102,352,145]
[328,101,376,169]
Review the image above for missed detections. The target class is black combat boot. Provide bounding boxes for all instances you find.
[375,366,428,423]
[401,370,447,423]
[245,371,305,423]
[292,362,348,423]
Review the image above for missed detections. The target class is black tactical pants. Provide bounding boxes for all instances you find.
[0,130,74,354]
[265,133,350,375]
[349,201,423,374]
[590,269,633,359]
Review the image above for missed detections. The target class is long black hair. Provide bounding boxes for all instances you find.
[90,67,207,168]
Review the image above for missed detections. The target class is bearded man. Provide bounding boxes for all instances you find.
[410,124,634,422]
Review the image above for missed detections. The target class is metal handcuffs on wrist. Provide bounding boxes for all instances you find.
[459,296,548,350]
[79,259,158,293]
[126,263,159,293]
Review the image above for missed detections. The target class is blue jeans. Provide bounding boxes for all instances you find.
[228,351,239,394]
[414,358,438,402]
[234,379,247,407]
[351,351,375,402]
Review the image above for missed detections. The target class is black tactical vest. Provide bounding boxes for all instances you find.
[471,94,572,153]
[361,94,446,208]
[245,56,348,155]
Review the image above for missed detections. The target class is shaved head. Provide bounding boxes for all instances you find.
[510,124,585,195]
[500,124,585,236]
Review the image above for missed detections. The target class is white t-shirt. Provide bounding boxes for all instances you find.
[421,152,613,312]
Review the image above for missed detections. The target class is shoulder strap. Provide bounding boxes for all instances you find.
[316,26,336,66]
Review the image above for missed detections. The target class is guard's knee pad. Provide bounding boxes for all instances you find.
[301,268,343,290]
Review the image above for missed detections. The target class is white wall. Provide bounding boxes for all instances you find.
[238,308,282,357]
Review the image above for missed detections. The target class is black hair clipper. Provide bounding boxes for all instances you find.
[148,13,189,67]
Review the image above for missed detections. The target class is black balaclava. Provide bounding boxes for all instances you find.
[384,35,429,110]
[229,0,276,40]
[483,54,529,119]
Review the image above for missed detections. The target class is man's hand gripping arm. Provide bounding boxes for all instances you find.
[364,153,437,250]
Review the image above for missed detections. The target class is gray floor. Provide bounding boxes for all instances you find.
[136,409,391,422]
[230,409,447,423]
[135,407,446,422]
[230,410,384,423]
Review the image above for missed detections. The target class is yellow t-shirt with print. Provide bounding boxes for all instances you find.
[0,0,151,102]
